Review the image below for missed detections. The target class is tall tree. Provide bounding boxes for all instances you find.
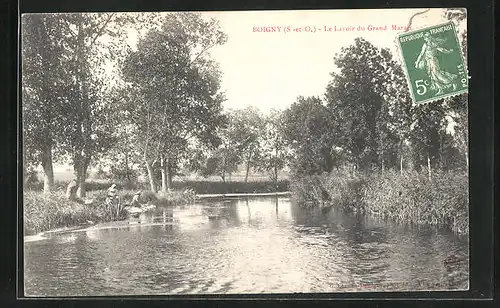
[255,109,291,187]
[282,96,336,176]
[325,38,402,172]
[121,12,227,192]
[22,14,72,194]
[409,102,448,178]
[443,8,468,170]
[55,13,138,199]
[194,109,253,183]
[229,107,265,182]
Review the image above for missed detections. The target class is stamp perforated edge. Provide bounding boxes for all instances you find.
[394,21,469,106]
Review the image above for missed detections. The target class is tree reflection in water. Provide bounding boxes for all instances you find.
[24,196,469,296]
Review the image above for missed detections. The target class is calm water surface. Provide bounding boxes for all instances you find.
[24,196,469,296]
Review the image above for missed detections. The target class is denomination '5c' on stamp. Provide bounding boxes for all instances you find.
[398,21,468,104]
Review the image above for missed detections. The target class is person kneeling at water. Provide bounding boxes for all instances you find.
[105,184,119,205]
[131,191,141,207]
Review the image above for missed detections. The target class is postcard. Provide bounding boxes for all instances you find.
[22,8,469,296]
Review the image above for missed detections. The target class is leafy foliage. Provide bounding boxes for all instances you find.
[255,109,292,183]
[325,38,403,171]
[120,12,227,191]
[282,96,336,176]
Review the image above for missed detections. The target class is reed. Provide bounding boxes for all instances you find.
[23,191,127,236]
[291,168,469,234]
[23,188,197,235]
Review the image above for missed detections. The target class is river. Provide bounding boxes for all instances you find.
[24,196,469,296]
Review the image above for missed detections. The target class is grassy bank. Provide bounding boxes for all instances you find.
[23,188,196,236]
[23,177,287,235]
[291,168,469,234]
[26,179,290,194]
[171,180,290,194]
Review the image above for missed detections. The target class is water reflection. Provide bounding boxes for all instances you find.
[24,196,469,296]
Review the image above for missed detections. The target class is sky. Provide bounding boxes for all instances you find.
[200,8,457,115]
[51,8,465,172]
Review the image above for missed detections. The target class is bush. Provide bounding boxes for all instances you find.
[27,179,290,194]
[363,169,468,233]
[175,180,290,194]
[290,167,366,212]
[291,168,469,234]
[156,188,196,206]
[23,191,128,236]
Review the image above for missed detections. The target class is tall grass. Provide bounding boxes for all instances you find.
[23,188,197,235]
[23,175,286,235]
[291,168,469,234]
[23,191,128,236]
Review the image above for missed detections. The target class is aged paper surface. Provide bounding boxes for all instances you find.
[22,8,468,296]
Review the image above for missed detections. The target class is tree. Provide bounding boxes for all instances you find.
[92,120,142,186]
[121,12,227,192]
[69,13,140,198]
[24,13,138,199]
[228,107,265,182]
[402,9,469,175]
[282,96,336,176]
[325,38,402,172]
[255,109,290,187]
[444,8,468,170]
[409,102,448,178]
[22,14,72,194]
[193,109,252,183]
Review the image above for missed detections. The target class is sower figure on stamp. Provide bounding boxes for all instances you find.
[414,32,458,95]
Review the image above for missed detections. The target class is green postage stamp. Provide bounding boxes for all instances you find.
[398,22,468,104]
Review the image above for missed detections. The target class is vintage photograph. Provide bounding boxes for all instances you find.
[22,8,469,296]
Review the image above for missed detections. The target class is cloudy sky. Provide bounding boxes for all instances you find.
[202,8,458,114]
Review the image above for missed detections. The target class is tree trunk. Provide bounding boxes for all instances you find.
[427,153,432,181]
[41,144,54,194]
[76,159,89,198]
[274,165,278,192]
[125,152,131,184]
[221,152,226,183]
[144,152,156,193]
[379,131,385,175]
[400,154,404,176]
[160,155,167,193]
[400,140,404,176]
[381,154,385,175]
[465,150,469,170]
[166,158,173,191]
[76,176,85,198]
[68,157,84,200]
[244,149,253,183]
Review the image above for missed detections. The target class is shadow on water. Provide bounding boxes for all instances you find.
[24,196,469,296]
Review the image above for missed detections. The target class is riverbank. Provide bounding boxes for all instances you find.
[23,189,196,236]
[26,179,290,194]
[290,169,468,234]
[23,178,291,236]
[197,191,291,199]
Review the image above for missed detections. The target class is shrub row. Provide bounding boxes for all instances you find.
[23,191,127,236]
[291,168,469,234]
[26,179,290,195]
[23,188,197,235]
